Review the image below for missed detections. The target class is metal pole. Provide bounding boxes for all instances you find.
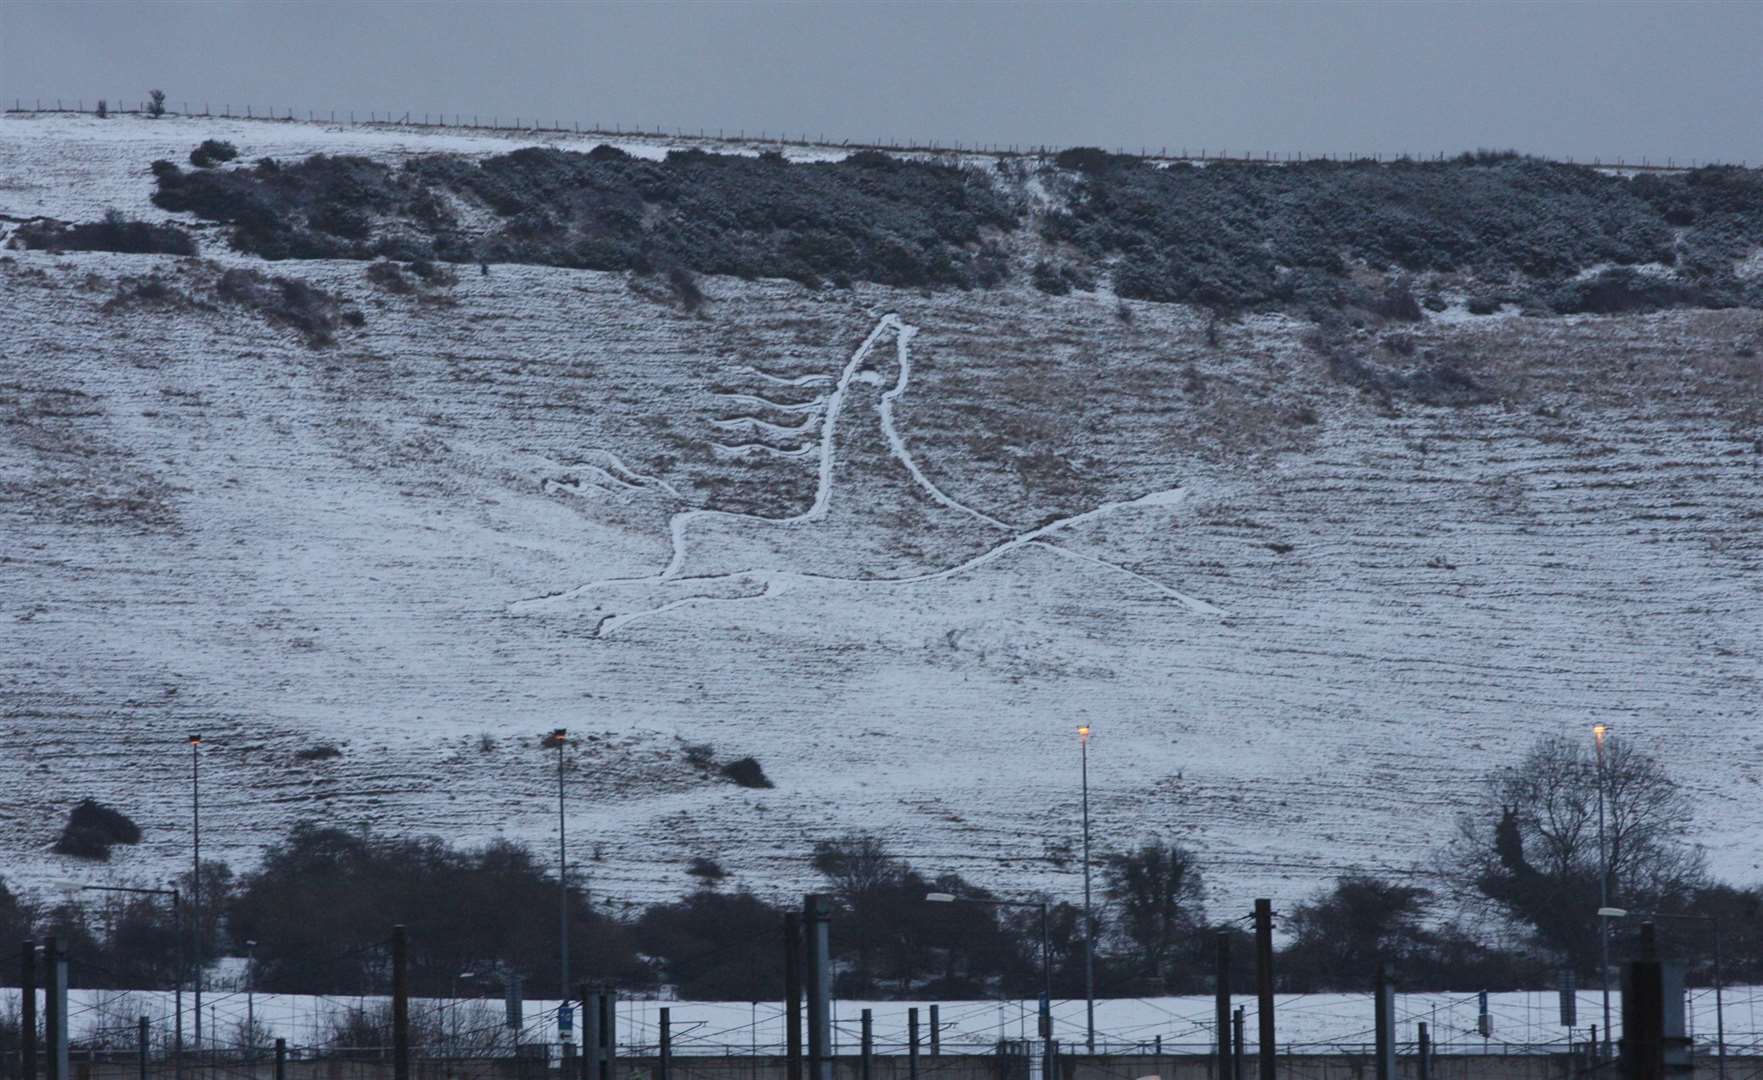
[1595,725,1611,1059]
[44,937,65,1080]
[804,896,831,1080]
[907,1008,920,1080]
[1039,900,1053,1062]
[391,925,409,1080]
[172,891,182,1080]
[190,736,202,1060]
[1039,902,1051,1003]
[1253,900,1276,1080]
[929,1005,939,1056]
[1232,1007,1245,1080]
[1416,1023,1430,1080]
[1215,934,1231,1080]
[1712,920,1726,1080]
[274,1039,286,1080]
[658,1008,671,1080]
[22,941,38,1080]
[557,734,569,1000]
[580,987,599,1080]
[860,1010,873,1080]
[1079,726,1094,1052]
[601,990,616,1080]
[139,1016,150,1080]
[784,913,803,1080]
[245,941,256,1060]
[1373,964,1394,1080]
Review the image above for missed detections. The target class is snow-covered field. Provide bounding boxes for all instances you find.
[2,115,1760,924]
[45,986,1763,1054]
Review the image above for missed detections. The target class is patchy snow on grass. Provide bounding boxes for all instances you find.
[2,116,1760,923]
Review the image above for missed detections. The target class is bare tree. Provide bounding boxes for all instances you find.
[1445,733,1704,969]
[147,89,166,118]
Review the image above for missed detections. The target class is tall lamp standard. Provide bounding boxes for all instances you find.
[1593,723,1612,1058]
[188,733,204,1062]
[54,883,183,1078]
[540,728,571,1002]
[1077,724,1095,1053]
[926,891,1055,1069]
[1598,908,1725,1080]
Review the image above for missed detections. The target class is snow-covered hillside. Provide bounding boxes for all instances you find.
[2,114,1760,918]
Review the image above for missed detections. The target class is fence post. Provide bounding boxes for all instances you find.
[1416,1023,1430,1080]
[658,1008,671,1080]
[928,1004,939,1056]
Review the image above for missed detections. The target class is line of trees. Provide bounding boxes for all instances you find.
[2,733,1756,999]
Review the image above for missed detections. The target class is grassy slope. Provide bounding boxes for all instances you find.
[2,116,1760,912]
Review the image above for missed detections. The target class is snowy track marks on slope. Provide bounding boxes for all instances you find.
[512,314,1221,632]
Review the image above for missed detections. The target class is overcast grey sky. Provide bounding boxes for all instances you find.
[4,0,1759,163]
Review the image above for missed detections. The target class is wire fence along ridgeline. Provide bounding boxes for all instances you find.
[3,97,1753,173]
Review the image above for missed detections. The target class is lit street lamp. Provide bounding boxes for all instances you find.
[540,728,571,1001]
[1598,907,1726,1080]
[1077,723,1095,1053]
[1592,725,1613,1055]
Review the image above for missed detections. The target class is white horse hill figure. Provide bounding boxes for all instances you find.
[513,313,1220,636]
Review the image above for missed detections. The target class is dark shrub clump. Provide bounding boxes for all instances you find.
[295,744,342,761]
[1549,267,1717,315]
[666,265,705,311]
[189,139,239,168]
[214,267,355,347]
[686,856,727,881]
[17,210,196,256]
[364,259,414,293]
[720,757,773,789]
[102,273,195,310]
[54,799,143,860]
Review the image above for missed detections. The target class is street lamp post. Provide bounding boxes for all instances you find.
[1593,723,1611,1059]
[1598,908,1725,1080]
[541,729,571,1002]
[188,734,204,1064]
[53,884,183,1078]
[451,971,478,1058]
[1077,724,1095,1054]
[925,893,1051,1055]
